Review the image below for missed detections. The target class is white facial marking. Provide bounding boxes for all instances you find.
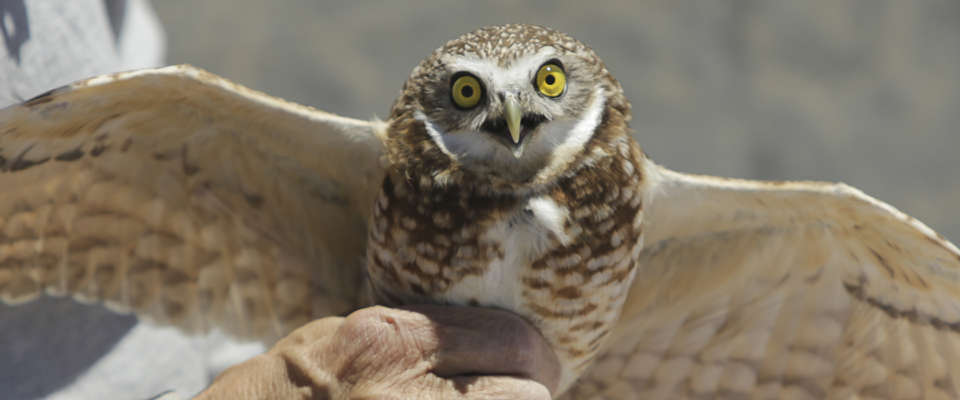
[415,110,456,159]
[534,86,605,182]
[443,47,559,93]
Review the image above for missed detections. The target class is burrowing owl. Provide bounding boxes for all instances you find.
[2,24,959,398]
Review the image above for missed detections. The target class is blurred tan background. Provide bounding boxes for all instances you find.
[152,1,959,241]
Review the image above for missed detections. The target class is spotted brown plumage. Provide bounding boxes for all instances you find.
[365,25,645,390]
[2,24,960,398]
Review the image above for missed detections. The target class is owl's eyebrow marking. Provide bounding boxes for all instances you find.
[443,47,560,86]
[541,58,564,70]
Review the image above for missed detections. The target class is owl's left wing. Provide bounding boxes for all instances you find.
[566,160,960,399]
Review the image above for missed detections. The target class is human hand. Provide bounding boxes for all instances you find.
[194,305,560,399]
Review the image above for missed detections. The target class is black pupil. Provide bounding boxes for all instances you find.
[461,85,474,98]
[545,74,556,85]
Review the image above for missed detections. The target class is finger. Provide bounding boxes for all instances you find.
[350,374,552,400]
[271,315,345,352]
[447,375,553,400]
[197,353,312,400]
[198,317,347,400]
[324,306,438,383]
[402,304,561,394]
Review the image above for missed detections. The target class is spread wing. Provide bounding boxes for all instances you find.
[566,160,960,399]
[0,65,387,341]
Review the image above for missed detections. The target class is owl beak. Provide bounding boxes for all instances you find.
[481,94,546,158]
[504,95,523,145]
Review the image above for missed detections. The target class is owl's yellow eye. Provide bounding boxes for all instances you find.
[451,73,483,109]
[535,63,566,98]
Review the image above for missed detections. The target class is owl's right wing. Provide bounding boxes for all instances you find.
[0,65,387,341]
[567,159,960,399]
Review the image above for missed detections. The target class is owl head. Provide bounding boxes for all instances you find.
[387,24,631,191]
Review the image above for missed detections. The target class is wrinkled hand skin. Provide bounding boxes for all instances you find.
[194,305,561,399]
